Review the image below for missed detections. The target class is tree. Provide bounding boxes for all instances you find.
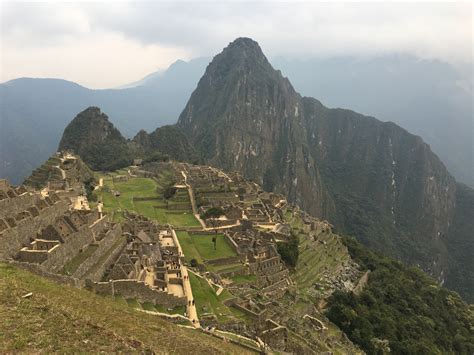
[200,207,225,220]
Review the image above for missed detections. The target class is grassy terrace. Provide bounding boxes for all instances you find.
[0,263,248,353]
[176,232,237,263]
[286,212,352,297]
[95,169,200,228]
[188,273,240,322]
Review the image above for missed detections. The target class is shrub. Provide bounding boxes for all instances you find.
[200,207,225,220]
[277,232,299,267]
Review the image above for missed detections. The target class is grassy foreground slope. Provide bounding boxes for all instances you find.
[0,263,247,353]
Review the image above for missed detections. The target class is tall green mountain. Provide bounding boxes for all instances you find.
[58,107,133,171]
[177,38,473,301]
[58,107,197,170]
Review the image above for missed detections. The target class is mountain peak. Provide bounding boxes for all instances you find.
[226,37,261,50]
[220,37,267,62]
[58,107,131,170]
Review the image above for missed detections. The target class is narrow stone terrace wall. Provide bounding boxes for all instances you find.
[0,199,69,260]
[85,236,127,282]
[7,260,84,288]
[73,224,123,279]
[41,225,95,273]
[88,279,187,307]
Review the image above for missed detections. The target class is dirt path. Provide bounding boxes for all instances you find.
[171,228,200,328]
[353,270,370,295]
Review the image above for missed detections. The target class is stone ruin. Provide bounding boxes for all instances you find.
[87,212,187,308]
[23,151,94,193]
[177,163,288,231]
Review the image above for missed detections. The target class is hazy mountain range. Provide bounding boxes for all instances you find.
[0,48,472,188]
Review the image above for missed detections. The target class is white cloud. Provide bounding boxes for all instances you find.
[1,1,472,88]
[1,30,191,88]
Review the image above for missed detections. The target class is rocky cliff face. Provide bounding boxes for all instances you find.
[178,38,330,216]
[177,38,471,300]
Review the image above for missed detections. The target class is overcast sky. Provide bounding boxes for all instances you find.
[1,1,472,89]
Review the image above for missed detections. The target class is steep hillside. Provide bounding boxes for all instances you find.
[58,107,133,171]
[177,37,473,300]
[58,107,197,170]
[133,125,199,164]
[445,183,474,302]
[0,263,246,353]
[274,56,473,187]
[326,237,474,353]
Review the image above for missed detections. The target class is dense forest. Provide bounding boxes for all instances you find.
[326,237,474,354]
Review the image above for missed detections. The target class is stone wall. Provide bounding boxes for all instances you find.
[219,267,249,279]
[85,235,127,282]
[227,300,267,322]
[73,224,123,279]
[41,224,96,273]
[16,250,49,264]
[7,260,84,288]
[88,279,187,307]
[0,191,37,218]
[225,234,240,254]
[89,215,108,234]
[0,199,70,260]
[262,279,288,296]
[206,255,242,266]
[205,219,238,228]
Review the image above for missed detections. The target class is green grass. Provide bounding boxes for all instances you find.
[230,274,257,284]
[95,174,200,228]
[60,244,98,275]
[208,263,244,273]
[215,330,259,350]
[176,232,237,264]
[163,211,200,227]
[176,231,203,264]
[155,304,186,315]
[125,298,141,309]
[0,263,249,353]
[188,273,236,322]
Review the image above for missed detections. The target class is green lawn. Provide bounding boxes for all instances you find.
[191,234,237,260]
[95,174,200,228]
[176,231,203,264]
[164,211,200,227]
[230,274,257,284]
[188,273,236,322]
[176,232,237,263]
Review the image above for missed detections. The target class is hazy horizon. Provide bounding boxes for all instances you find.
[1,1,472,89]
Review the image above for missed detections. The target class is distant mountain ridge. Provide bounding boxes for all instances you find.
[0,58,209,184]
[1,52,471,187]
[177,37,473,301]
